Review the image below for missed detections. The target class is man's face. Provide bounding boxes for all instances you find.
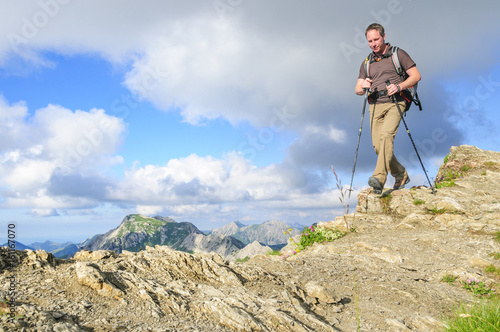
[366,29,386,55]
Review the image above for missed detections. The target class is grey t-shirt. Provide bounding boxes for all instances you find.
[358,44,416,104]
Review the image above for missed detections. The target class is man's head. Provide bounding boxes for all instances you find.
[365,23,386,55]
[365,23,385,37]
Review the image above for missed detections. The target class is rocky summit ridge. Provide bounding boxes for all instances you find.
[1,144,500,331]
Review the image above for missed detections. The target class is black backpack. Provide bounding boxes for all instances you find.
[365,46,422,112]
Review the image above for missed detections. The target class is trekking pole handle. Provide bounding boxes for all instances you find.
[363,76,372,92]
[385,80,395,98]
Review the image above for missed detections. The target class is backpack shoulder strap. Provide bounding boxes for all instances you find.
[364,53,373,78]
[390,46,405,77]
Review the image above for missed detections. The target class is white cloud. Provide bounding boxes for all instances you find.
[305,125,347,143]
[0,96,30,149]
[0,99,126,210]
[122,15,341,127]
[136,205,164,216]
[30,208,59,217]
[31,105,125,172]
[106,152,342,222]
[5,159,54,193]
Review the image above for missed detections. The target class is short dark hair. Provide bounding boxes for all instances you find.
[365,23,385,37]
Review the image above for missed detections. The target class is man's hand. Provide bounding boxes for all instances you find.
[361,78,372,90]
[355,77,372,95]
[386,83,400,96]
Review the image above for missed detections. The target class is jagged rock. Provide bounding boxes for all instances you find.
[467,256,494,268]
[353,145,500,234]
[433,197,464,212]
[24,249,57,269]
[73,250,117,261]
[303,281,338,304]
[74,262,125,297]
[319,216,350,232]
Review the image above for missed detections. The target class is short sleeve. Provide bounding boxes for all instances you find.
[397,48,416,72]
[358,60,366,79]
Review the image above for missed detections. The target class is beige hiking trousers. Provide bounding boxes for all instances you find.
[369,101,407,186]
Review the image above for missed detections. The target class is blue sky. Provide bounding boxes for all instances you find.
[1,1,499,244]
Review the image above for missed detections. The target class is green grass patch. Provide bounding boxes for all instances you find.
[489,253,500,260]
[236,256,249,263]
[282,225,348,259]
[443,154,449,164]
[496,232,500,243]
[460,164,471,172]
[485,265,497,274]
[267,249,281,256]
[380,194,393,213]
[436,181,456,189]
[442,274,458,284]
[413,198,426,205]
[427,207,447,215]
[299,226,346,250]
[443,298,500,331]
[435,165,471,189]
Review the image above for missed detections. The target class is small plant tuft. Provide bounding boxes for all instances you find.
[462,278,493,298]
[380,194,393,213]
[427,207,447,215]
[436,181,456,189]
[281,225,346,260]
[460,164,471,172]
[236,256,249,263]
[413,198,425,205]
[485,265,497,274]
[267,249,281,256]
[442,274,458,284]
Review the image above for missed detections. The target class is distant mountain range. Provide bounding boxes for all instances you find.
[2,216,306,260]
[0,241,34,251]
[1,240,78,259]
[30,240,74,252]
[211,220,302,247]
[31,240,79,259]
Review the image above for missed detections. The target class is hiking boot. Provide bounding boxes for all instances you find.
[368,176,383,195]
[394,174,410,190]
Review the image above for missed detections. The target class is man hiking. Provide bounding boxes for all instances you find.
[355,23,421,194]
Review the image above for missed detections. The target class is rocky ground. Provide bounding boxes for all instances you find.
[1,145,500,331]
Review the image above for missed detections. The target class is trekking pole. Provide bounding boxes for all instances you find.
[348,85,370,199]
[385,80,436,194]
